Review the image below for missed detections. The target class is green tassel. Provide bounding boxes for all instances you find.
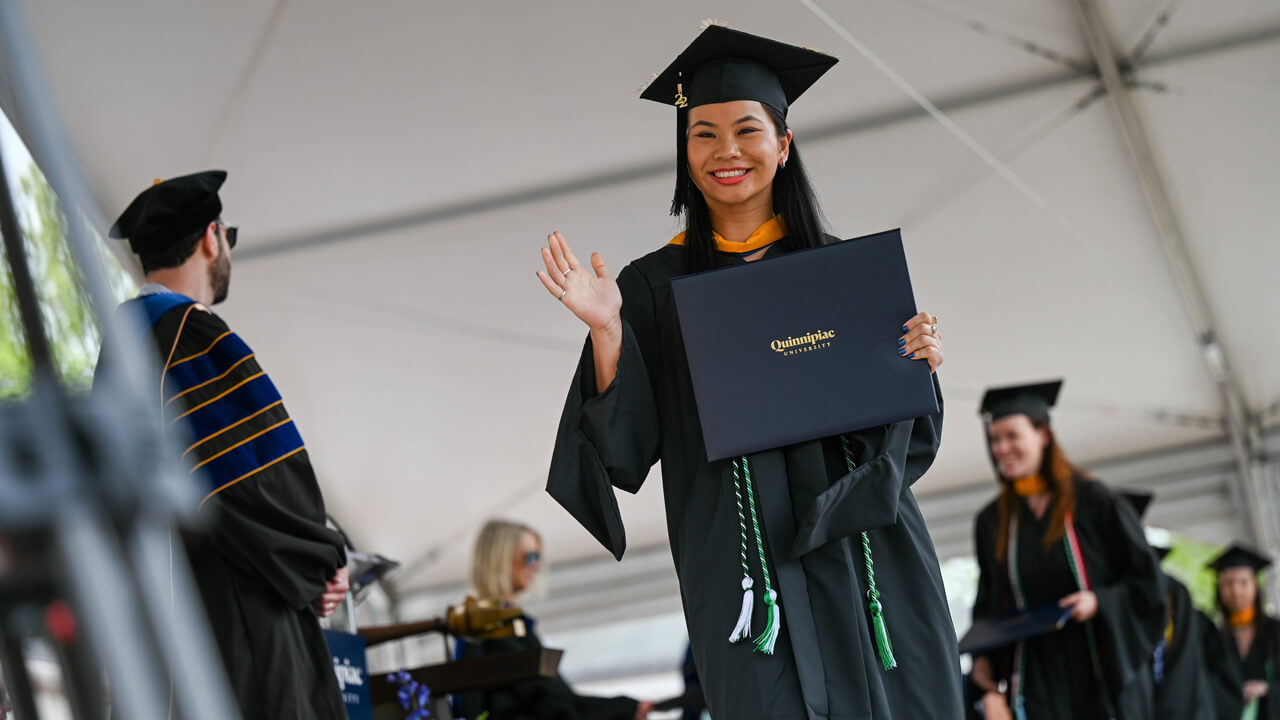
[754,589,781,654]
[869,597,897,670]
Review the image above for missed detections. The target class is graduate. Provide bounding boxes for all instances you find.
[536,24,958,719]
[969,381,1166,720]
[1204,544,1280,720]
[97,172,349,719]
[1119,490,1214,720]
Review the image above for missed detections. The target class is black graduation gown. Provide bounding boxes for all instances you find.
[547,241,962,720]
[1205,615,1280,720]
[1145,577,1214,720]
[454,616,639,720]
[98,297,348,720]
[971,479,1165,720]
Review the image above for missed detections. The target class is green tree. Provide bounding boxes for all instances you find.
[0,161,135,399]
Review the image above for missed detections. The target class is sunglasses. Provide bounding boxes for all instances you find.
[217,223,238,249]
[522,551,541,567]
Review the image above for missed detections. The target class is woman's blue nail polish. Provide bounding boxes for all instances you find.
[898,348,907,356]
[898,338,906,347]
[901,325,909,332]
[908,352,915,359]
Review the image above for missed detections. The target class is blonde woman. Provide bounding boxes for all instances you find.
[470,519,545,606]
[455,520,652,720]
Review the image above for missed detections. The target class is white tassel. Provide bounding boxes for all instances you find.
[755,589,782,655]
[728,576,754,643]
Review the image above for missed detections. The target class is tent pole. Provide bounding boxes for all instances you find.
[1068,0,1273,579]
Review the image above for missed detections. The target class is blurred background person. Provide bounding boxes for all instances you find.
[454,519,652,720]
[1204,544,1280,720]
[969,381,1165,720]
[1119,491,1214,720]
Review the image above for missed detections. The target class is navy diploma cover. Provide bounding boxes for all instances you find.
[957,603,1073,656]
[670,229,938,461]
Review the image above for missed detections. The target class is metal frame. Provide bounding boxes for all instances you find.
[0,0,241,717]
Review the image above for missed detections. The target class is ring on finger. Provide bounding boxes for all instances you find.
[559,288,567,300]
[563,268,572,277]
[930,323,937,336]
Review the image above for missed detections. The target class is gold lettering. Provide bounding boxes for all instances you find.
[770,330,838,357]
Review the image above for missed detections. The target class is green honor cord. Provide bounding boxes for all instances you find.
[740,457,781,653]
[727,440,897,667]
[842,436,897,671]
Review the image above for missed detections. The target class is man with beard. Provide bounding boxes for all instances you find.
[96,170,350,720]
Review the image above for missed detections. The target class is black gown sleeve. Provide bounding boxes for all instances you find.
[203,463,346,611]
[971,504,1000,624]
[547,265,661,561]
[1264,617,1280,720]
[1153,582,1215,720]
[789,374,943,558]
[1203,615,1246,720]
[969,503,1014,688]
[177,310,346,611]
[1084,481,1167,701]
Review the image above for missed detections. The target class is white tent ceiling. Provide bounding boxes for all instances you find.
[4,0,1278,594]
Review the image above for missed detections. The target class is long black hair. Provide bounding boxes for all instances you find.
[670,104,828,274]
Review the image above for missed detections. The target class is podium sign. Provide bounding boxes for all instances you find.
[323,629,373,720]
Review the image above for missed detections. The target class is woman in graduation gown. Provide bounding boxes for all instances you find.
[535,24,958,720]
[1203,544,1280,720]
[968,381,1166,720]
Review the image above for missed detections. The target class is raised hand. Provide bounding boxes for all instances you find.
[537,232,622,333]
[898,311,944,373]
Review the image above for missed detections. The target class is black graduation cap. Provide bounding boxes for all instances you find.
[980,380,1063,424]
[1207,543,1272,574]
[1119,489,1154,521]
[109,170,226,255]
[639,24,838,114]
[641,24,838,217]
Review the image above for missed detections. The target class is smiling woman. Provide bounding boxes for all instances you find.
[970,380,1166,720]
[534,23,956,720]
